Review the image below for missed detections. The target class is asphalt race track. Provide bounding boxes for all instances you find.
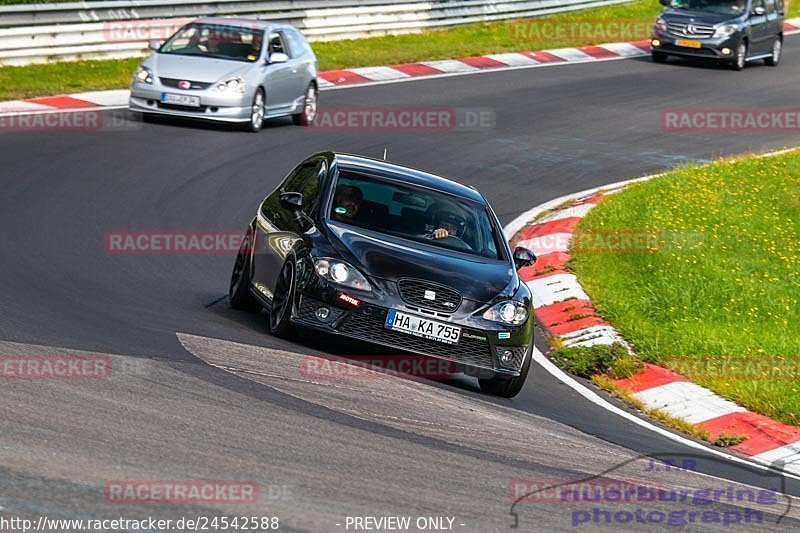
[2,41,800,531]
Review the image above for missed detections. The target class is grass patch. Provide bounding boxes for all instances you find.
[0,0,660,101]
[550,342,641,379]
[572,150,800,426]
[712,434,748,448]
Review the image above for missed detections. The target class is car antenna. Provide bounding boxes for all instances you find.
[382,148,388,161]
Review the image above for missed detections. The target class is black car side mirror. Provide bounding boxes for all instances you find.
[279,192,304,211]
[513,246,537,270]
[658,0,670,6]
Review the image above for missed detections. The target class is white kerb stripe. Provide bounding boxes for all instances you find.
[317,78,335,88]
[71,89,131,106]
[485,53,539,66]
[633,381,747,424]
[753,443,800,475]
[420,59,479,73]
[348,66,410,81]
[559,325,625,348]
[516,232,572,255]
[547,48,597,62]
[0,100,55,113]
[536,203,596,223]
[598,42,649,57]
[527,273,588,307]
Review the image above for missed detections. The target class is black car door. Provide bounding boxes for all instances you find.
[252,157,325,299]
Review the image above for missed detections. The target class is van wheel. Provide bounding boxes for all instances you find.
[765,36,782,66]
[732,41,747,71]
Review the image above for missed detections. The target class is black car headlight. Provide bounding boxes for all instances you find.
[314,258,372,291]
[483,301,529,326]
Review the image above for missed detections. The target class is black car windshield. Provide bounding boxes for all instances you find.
[667,0,747,15]
[330,171,502,260]
[160,23,264,62]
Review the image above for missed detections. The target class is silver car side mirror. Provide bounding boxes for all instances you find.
[752,6,766,15]
[148,40,161,52]
[269,52,289,64]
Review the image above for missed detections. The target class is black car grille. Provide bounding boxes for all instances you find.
[160,78,211,90]
[666,22,715,38]
[336,307,494,370]
[397,279,462,313]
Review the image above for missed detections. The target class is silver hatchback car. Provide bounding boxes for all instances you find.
[129,18,318,131]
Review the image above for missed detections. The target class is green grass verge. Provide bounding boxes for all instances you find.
[571,150,800,426]
[0,0,660,101]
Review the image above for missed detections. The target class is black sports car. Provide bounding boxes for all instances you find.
[229,152,537,397]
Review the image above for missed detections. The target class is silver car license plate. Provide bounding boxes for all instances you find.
[161,93,201,107]
[385,310,461,345]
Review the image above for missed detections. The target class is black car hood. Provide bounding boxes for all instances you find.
[325,221,516,303]
[662,9,741,25]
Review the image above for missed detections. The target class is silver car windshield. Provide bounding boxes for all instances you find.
[160,23,264,63]
[667,0,747,15]
[330,171,502,260]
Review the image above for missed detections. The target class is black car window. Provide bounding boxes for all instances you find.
[284,159,324,216]
[765,0,775,13]
[329,170,501,260]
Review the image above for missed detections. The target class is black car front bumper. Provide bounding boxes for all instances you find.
[291,293,530,379]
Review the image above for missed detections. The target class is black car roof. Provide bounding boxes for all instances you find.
[332,153,486,204]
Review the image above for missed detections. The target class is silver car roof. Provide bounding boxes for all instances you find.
[191,17,293,34]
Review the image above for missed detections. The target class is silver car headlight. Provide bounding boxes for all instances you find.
[654,17,667,34]
[483,301,529,326]
[713,24,738,38]
[314,258,372,291]
[134,66,153,84]
[216,76,246,93]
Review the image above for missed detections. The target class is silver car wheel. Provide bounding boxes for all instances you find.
[251,91,265,131]
[304,86,317,123]
[772,39,782,63]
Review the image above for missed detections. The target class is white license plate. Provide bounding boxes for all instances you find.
[385,310,461,345]
[161,93,201,107]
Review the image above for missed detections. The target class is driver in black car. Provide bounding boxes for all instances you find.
[429,209,468,243]
[332,185,363,223]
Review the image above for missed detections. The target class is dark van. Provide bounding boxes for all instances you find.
[651,0,785,70]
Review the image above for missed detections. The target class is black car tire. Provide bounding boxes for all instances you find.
[292,83,318,126]
[732,41,747,71]
[479,342,532,399]
[269,259,296,338]
[765,36,782,66]
[229,229,262,312]
[652,52,668,64]
[246,89,266,133]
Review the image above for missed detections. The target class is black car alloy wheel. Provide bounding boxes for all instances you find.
[269,259,296,337]
[229,230,261,311]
